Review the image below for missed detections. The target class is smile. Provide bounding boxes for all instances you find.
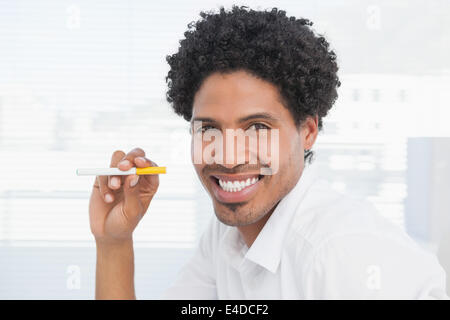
[218,176,260,192]
[209,173,264,203]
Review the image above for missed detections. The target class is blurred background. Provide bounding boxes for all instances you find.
[0,0,449,299]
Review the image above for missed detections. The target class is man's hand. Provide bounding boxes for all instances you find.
[89,147,159,245]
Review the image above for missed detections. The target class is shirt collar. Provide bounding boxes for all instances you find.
[220,162,320,274]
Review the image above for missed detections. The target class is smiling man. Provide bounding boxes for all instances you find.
[90,6,448,299]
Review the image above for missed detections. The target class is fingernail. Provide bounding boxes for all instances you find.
[105,194,114,203]
[130,175,139,187]
[111,177,120,188]
[119,160,131,167]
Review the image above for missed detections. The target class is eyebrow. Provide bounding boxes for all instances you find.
[237,112,279,124]
[191,112,280,125]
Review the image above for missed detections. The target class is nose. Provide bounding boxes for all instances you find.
[222,129,257,167]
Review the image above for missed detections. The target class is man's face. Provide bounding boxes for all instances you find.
[191,70,314,227]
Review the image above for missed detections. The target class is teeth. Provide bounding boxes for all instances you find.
[217,176,260,192]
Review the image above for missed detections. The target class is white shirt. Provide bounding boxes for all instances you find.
[162,162,449,299]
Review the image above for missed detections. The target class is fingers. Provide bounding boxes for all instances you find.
[127,156,151,187]
[117,147,146,171]
[134,156,161,190]
[96,150,125,204]
[108,150,126,190]
[97,175,114,203]
[134,156,151,168]
[117,148,147,189]
[95,148,151,204]
[122,174,144,220]
[119,149,150,221]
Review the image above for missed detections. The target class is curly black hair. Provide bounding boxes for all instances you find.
[165,5,341,163]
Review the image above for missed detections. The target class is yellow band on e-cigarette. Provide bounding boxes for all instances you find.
[135,167,166,175]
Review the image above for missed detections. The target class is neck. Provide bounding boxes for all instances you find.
[237,205,277,248]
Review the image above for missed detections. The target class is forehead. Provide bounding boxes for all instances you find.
[192,70,287,121]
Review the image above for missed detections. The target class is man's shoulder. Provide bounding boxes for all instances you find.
[285,179,449,299]
[288,178,413,251]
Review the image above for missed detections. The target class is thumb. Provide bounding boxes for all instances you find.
[122,174,144,223]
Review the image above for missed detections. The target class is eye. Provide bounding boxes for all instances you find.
[195,125,217,134]
[247,123,270,130]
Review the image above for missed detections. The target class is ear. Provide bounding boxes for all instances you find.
[301,115,319,150]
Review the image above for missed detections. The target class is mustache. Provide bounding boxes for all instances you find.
[202,163,269,175]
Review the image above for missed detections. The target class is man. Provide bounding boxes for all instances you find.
[89,6,448,299]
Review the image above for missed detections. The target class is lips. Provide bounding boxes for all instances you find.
[209,173,264,203]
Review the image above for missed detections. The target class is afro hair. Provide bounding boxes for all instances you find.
[165,5,341,163]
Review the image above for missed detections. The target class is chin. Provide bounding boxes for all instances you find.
[212,200,268,227]
[213,202,249,225]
